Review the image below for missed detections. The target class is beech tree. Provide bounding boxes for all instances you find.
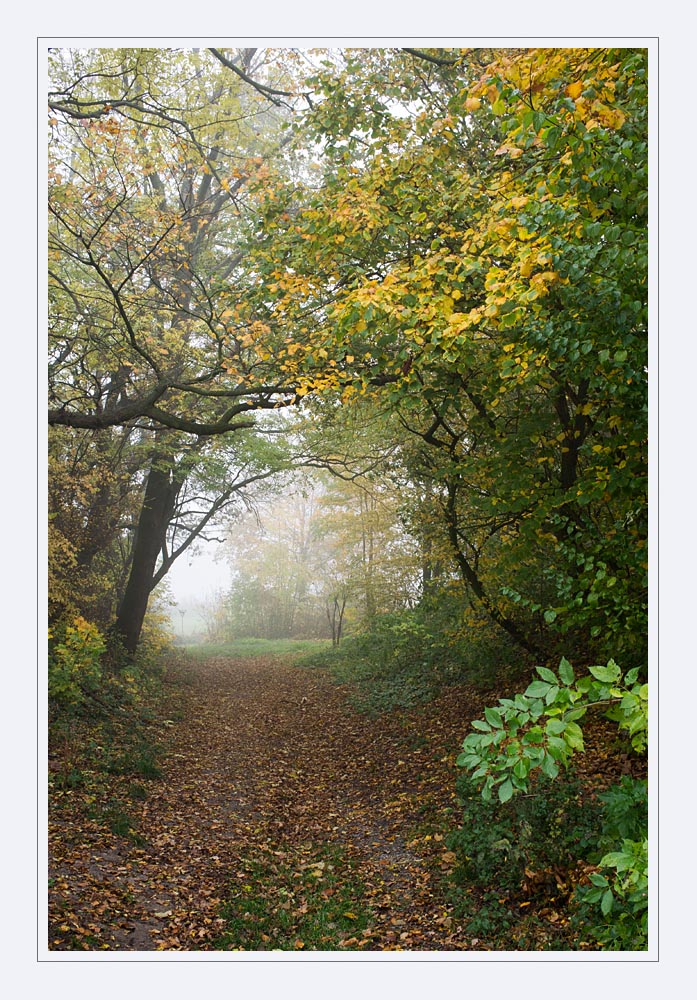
[245,46,648,668]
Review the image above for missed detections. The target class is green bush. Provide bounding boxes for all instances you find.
[301,603,525,713]
[456,658,647,803]
[573,838,648,950]
[596,777,647,854]
[48,616,105,709]
[454,657,648,950]
[449,773,600,893]
[570,777,647,949]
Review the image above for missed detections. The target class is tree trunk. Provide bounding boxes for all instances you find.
[444,482,542,657]
[113,460,177,656]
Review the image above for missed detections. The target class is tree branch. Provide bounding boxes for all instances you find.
[403,48,462,67]
[208,48,296,106]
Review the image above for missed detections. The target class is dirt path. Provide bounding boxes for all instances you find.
[49,654,492,951]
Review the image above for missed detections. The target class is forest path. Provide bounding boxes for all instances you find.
[49,653,490,951]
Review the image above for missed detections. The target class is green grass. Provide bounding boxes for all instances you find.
[213,844,372,951]
[184,638,332,660]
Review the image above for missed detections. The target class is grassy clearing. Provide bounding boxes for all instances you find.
[213,844,372,951]
[184,638,332,660]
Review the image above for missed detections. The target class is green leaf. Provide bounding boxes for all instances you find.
[541,754,559,779]
[565,707,588,722]
[484,706,504,728]
[601,850,635,872]
[601,888,614,916]
[471,719,492,732]
[536,665,558,684]
[545,684,560,705]
[589,662,622,684]
[558,657,575,686]
[563,721,584,751]
[513,757,530,780]
[547,736,568,757]
[546,718,566,736]
[522,726,545,744]
[543,609,557,624]
[524,680,552,698]
[498,779,514,803]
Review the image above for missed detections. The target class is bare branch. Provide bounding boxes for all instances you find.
[208,48,296,106]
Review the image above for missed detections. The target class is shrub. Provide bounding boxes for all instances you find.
[454,657,648,949]
[596,776,647,855]
[301,603,526,713]
[573,838,648,950]
[48,616,105,710]
[449,773,600,894]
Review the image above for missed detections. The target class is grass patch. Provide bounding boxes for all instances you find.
[185,638,332,660]
[213,844,373,951]
[102,737,163,780]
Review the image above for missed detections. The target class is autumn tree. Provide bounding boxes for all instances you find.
[48,46,647,669]
[221,487,325,640]
[48,47,314,654]
[245,46,648,670]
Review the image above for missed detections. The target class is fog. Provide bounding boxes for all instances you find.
[165,544,231,636]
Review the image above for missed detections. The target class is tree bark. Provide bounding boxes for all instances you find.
[113,460,177,656]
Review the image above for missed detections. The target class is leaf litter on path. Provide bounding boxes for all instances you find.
[49,652,495,951]
[49,653,643,951]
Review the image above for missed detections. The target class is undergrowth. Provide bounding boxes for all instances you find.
[48,624,177,848]
[298,605,529,714]
[445,771,648,950]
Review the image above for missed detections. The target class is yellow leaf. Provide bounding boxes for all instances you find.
[464,96,481,111]
[494,144,523,158]
[566,81,584,100]
[596,105,626,130]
